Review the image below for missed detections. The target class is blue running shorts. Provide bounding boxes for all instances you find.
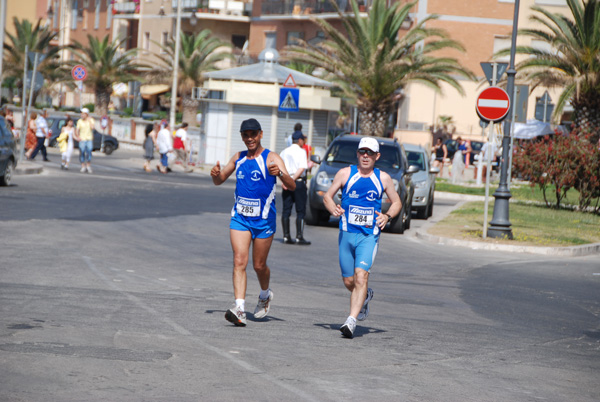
[338,231,379,278]
[230,214,276,239]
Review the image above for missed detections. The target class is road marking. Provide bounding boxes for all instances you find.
[593,273,600,276]
[82,256,318,402]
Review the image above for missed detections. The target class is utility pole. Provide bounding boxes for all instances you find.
[487,0,520,240]
[0,0,7,94]
[170,0,182,130]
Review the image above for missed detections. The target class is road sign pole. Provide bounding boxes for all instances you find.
[488,0,519,240]
[19,45,29,163]
[26,53,40,127]
[482,63,498,238]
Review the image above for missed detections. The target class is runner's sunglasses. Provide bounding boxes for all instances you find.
[357,149,376,156]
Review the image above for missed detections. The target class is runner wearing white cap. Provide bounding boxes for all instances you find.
[323,136,402,338]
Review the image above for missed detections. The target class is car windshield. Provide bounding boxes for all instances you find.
[325,141,401,170]
[406,150,426,170]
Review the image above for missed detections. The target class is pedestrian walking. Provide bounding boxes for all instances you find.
[173,122,192,172]
[57,117,75,170]
[432,137,447,176]
[155,120,172,174]
[75,108,95,173]
[143,123,156,172]
[280,128,311,245]
[29,113,50,162]
[323,137,401,338]
[25,113,38,160]
[211,118,295,327]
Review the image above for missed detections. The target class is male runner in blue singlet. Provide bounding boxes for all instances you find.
[211,118,296,327]
[323,137,401,338]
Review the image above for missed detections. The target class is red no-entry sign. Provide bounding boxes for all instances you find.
[476,86,510,122]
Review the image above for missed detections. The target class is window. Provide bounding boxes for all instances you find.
[72,0,78,30]
[493,36,511,62]
[95,0,100,29]
[106,0,112,29]
[265,31,276,49]
[161,32,169,53]
[144,32,150,51]
[534,0,567,5]
[286,31,304,46]
[231,35,246,50]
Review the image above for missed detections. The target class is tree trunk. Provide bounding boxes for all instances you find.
[94,86,111,116]
[181,95,201,126]
[572,91,600,144]
[358,103,390,137]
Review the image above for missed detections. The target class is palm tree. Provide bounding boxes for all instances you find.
[284,0,474,137]
[150,30,233,125]
[66,35,145,115]
[2,18,61,104]
[499,0,600,140]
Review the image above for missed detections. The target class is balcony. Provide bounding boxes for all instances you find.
[261,0,357,16]
[112,1,140,14]
[171,0,250,16]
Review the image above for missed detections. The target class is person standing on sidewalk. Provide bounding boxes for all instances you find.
[211,118,295,327]
[279,129,311,245]
[155,120,172,174]
[323,137,401,339]
[29,113,50,162]
[75,108,95,173]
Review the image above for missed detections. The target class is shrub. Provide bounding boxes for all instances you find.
[83,103,95,113]
[513,131,600,213]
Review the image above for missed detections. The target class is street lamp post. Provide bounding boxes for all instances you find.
[487,0,520,240]
[0,0,7,92]
[170,0,182,129]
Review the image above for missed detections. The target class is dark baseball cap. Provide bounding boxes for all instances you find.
[292,131,306,141]
[240,118,261,132]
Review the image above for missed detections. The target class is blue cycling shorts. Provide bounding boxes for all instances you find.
[230,214,276,239]
[338,231,379,278]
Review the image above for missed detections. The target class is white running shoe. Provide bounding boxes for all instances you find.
[80,167,87,173]
[225,305,247,327]
[357,288,374,321]
[86,166,92,174]
[253,289,273,319]
[340,316,356,339]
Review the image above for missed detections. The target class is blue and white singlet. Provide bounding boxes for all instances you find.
[231,149,277,226]
[340,165,384,236]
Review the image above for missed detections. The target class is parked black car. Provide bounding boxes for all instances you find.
[307,135,417,234]
[46,116,119,155]
[444,139,484,165]
[0,116,17,186]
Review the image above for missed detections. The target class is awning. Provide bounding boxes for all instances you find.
[140,84,170,99]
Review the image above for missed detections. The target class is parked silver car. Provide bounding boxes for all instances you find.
[403,144,439,219]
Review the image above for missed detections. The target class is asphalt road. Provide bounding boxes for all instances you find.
[1,149,599,401]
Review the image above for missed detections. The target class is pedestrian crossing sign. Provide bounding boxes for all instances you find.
[278,87,300,112]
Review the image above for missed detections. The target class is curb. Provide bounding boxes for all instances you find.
[14,162,44,175]
[415,231,600,257]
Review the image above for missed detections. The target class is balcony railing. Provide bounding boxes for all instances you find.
[113,1,140,14]
[171,0,208,9]
[261,0,357,16]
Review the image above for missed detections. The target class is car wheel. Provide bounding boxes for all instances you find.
[103,143,115,155]
[427,195,434,218]
[1,161,14,186]
[389,205,406,234]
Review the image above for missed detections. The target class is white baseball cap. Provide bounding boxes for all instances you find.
[358,137,379,153]
[81,108,90,114]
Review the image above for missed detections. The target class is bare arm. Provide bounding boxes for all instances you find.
[211,152,239,186]
[323,167,350,217]
[375,171,402,229]
[267,152,296,191]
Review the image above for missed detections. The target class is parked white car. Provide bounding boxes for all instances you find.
[403,144,439,219]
